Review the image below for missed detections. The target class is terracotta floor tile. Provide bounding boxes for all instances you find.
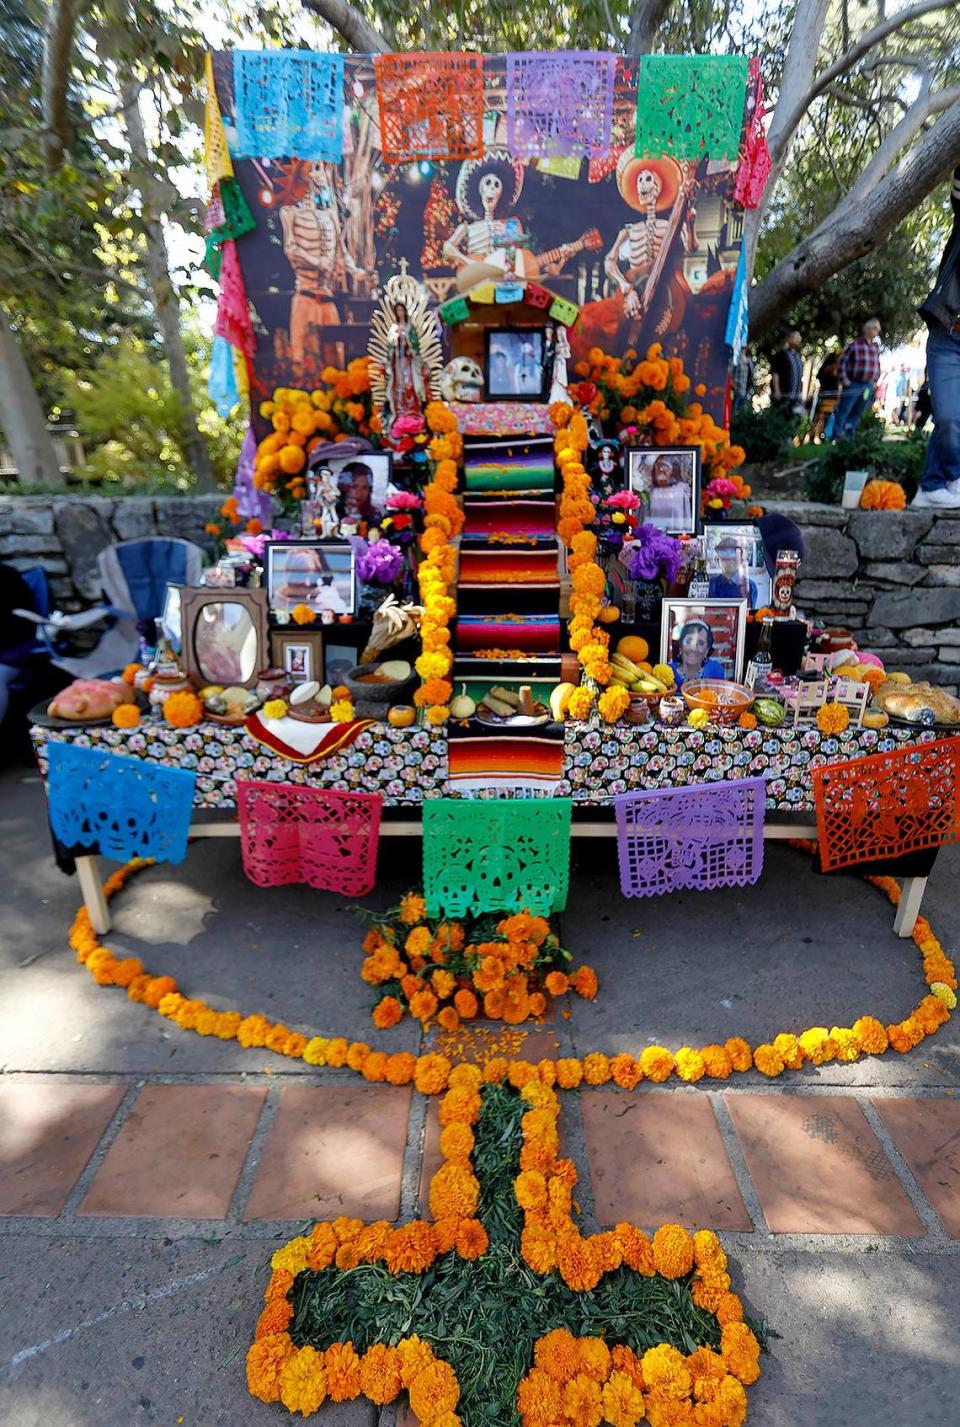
[581,1092,751,1231]
[244,1085,412,1222]
[874,1098,960,1237]
[726,1094,923,1235]
[79,1085,265,1219]
[0,1083,125,1216]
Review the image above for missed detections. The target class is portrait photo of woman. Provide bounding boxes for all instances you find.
[628,446,701,534]
[661,599,747,687]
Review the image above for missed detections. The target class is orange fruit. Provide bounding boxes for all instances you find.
[616,635,649,663]
[598,604,621,624]
[388,705,416,728]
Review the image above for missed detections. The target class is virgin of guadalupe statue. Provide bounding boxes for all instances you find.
[368,263,444,435]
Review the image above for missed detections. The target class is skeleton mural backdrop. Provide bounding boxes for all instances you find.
[210,53,743,439]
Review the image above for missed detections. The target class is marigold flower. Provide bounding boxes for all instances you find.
[615,1223,654,1274]
[563,1371,602,1423]
[642,1343,691,1400]
[556,1229,603,1291]
[816,701,850,734]
[409,988,439,1021]
[675,1046,706,1083]
[385,1221,438,1274]
[453,988,478,1019]
[290,602,317,625]
[535,1327,583,1382]
[279,1344,327,1415]
[555,1057,584,1089]
[414,1052,451,1095]
[602,1370,645,1427]
[701,1043,733,1079]
[385,1051,417,1085]
[360,1344,402,1404]
[246,1332,296,1404]
[582,1052,611,1085]
[652,1223,694,1279]
[639,1045,675,1082]
[720,1322,761,1385]
[517,1365,563,1423]
[570,965,598,1000]
[725,1037,753,1072]
[752,1042,784,1077]
[324,1342,362,1401]
[163,690,203,727]
[408,1358,461,1421]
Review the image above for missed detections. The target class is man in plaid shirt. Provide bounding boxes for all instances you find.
[914,166,960,508]
[833,319,882,439]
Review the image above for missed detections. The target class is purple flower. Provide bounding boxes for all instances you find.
[354,536,406,585]
[623,524,682,584]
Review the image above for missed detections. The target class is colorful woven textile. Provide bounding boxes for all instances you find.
[614,778,765,897]
[449,402,554,436]
[812,739,960,874]
[47,742,195,865]
[232,50,344,161]
[236,780,382,894]
[423,796,571,915]
[374,52,484,163]
[506,51,616,159]
[215,240,256,357]
[462,497,557,543]
[734,58,772,209]
[464,455,556,492]
[204,51,234,187]
[635,55,748,163]
[208,335,240,417]
[456,614,561,654]
[447,722,565,795]
[243,714,377,765]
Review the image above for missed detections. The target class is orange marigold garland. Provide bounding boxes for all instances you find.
[71,847,955,1086]
[413,400,464,720]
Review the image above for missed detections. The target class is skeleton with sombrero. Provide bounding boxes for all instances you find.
[442,149,529,290]
[603,151,695,337]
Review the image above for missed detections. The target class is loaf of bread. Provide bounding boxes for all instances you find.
[48,679,136,721]
[875,680,960,725]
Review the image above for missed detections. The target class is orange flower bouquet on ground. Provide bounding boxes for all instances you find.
[360,892,598,1031]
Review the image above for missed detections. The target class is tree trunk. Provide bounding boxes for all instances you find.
[0,307,63,487]
[741,0,832,283]
[750,95,960,335]
[629,0,674,53]
[122,83,216,490]
[41,0,81,172]
[302,0,392,51]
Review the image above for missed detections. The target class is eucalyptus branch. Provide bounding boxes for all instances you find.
[301,0,393,52]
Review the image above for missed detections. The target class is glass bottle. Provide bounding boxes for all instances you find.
[748,617,774,690]
[687,537,710,599]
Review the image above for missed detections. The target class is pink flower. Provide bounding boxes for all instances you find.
[706,477,737,498]
[606,490,641,510]
[386,490,423,510]
[391,413,425,437]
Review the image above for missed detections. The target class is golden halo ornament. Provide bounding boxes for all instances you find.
[615,149,682,213]
[455,148,525,221]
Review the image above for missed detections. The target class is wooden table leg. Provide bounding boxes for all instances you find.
[76,854,111,936]
[893,876,927,939]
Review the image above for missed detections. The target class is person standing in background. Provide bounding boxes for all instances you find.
[913,167,960,509]
[811,350,841,441]
[833,318,882,439]
[769,330,804,412]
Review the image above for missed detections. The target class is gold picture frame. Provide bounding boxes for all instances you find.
[270,629,325,685]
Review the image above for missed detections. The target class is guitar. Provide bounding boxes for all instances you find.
[625,160,705,339]
[455,228,603,293]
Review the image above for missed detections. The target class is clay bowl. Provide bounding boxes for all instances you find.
[681,678,755,724]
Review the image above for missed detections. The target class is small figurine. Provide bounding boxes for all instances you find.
[368,262,443,435]
[303,465,341,539]
[549,322,571,406]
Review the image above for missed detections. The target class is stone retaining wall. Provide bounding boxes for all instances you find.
[0,494,221,606]
[773,501,960,693]
[3,493,959,691]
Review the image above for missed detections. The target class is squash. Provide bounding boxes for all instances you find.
[549,682,576,721]
[450,684,477,719]
[598,604,621,624]
[388,704,416,728]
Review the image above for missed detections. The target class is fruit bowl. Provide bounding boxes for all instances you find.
[681,679,754,724]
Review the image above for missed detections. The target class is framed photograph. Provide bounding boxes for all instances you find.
[324,640,361,687]
[627,446,701,535]
[587,437,623,499]
[704,524,767,611]
[270,629,324,685]
[179,588,270,689]
[660,598,748,686]
[313,450,394,527]
[264,541,357,619]
[484,327,546,401]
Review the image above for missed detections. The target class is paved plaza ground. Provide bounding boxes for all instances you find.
[2,761,960,1426]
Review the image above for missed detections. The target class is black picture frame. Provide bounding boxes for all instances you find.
[483,327,547,402]
[263,541,357,620]
[627,445,702,536]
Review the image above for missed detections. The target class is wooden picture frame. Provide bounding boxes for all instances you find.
[660,597,748,684]
[270,629,325,685]
[179,587,269,690]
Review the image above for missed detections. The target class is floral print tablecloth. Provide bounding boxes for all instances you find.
[31,719,944,814]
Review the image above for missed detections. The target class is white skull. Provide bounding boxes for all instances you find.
[440,356,484,403]
[636,168,662,204]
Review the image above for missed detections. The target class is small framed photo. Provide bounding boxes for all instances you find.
[484,327,546,401]
[159,582,183,654]
[271,629,324,685]
[313,451,394,526]
[264,541,357,619]
[627,446,701,535]
[704,524,767,611]
[660,597,748,686]
[588,438,623,499]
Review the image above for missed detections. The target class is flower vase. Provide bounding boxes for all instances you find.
[633,577,663,623]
